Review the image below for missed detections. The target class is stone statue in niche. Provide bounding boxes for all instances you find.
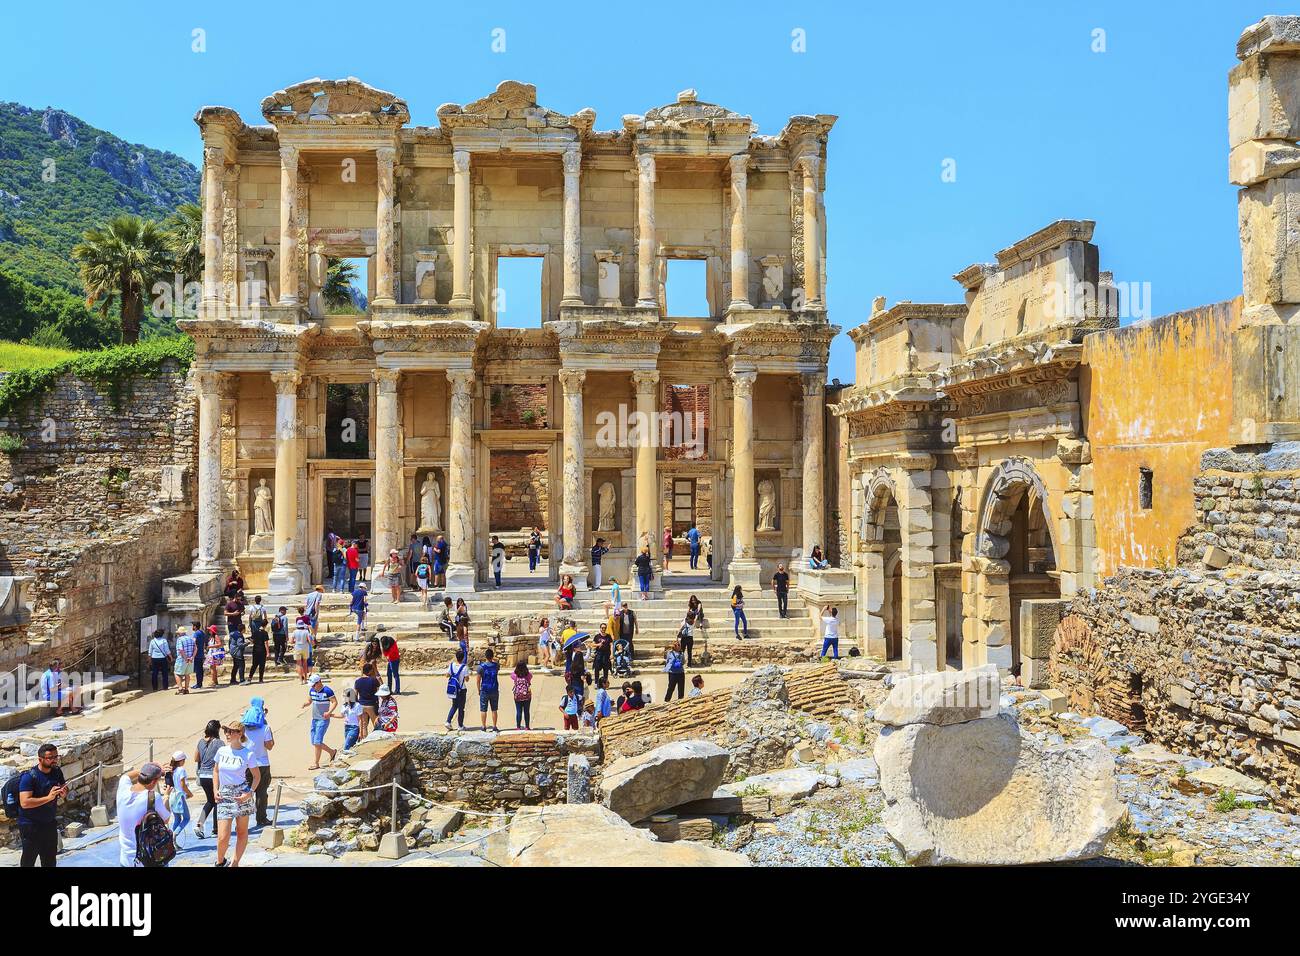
[758,255,785,309]
[307,246,328,317]
[596,481,617,532]
[419,473,443,534]
[247,477,274,553]
[756,479,777,532]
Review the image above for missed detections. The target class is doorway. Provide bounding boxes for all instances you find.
[487,449,553,586]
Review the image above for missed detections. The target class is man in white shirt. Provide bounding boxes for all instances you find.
[820,606,841,660]
[117,763,171,867]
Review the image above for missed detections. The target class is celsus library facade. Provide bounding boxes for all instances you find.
[182,79,837,596]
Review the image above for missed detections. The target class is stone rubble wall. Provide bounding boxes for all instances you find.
[0,727,123,848]
[0,362,197,676]
[1050,565,1300,810]
[488,450,549,535]
[1177,445,1300,571]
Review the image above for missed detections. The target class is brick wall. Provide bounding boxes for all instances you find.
[1178,445,1300,571]
[489,450,549,531]
[489,383,549,429]
[405,730,600,809]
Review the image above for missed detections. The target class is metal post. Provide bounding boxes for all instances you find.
[95,763,102,806]
[271,782,283,828]
[390,778,398,834]
[148,739,154,764]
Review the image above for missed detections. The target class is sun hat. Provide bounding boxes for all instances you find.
[138,762,163,783]
[308,673,323,685]
[377,684,392,697]
[171,750,187,762]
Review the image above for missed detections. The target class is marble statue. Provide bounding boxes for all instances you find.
[419,473,443,533]
[757,478,777,531]
[253,478,274,535]
[596,481,617,532]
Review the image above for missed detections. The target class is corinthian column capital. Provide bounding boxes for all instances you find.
[373,368,401,392]
[558,368,587,394]
[730,369,757,398]
[631,369,660,395]
[562,146,582,176]
[270,369,302,395]
[278,145,299,169]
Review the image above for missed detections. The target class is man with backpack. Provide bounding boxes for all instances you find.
[117,762,173,868]
[7,743,67,867]
[445,648,469,731]
[476,647,501,732]
[270,606,289,665]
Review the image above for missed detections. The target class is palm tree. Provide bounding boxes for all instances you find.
[323,258,362,312]
[72,214,172,344]
[165,202,204,286]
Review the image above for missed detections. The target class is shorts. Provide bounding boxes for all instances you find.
[310,717,330,746]
[479,689,500,712]
[433,564,446,577]
[386,573,402,588]
[418,579,429,591]
[216,783,254,821]
[359,554,371,569]
[174,659,194,676]
[563,714,579,730]
[295,649,311,662]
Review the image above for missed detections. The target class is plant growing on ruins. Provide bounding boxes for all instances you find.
[1212,789,1251,812]
[521,409,537,425]
[73,214,173,345]
[0,432,23,453]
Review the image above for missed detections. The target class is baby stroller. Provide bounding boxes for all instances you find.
[612,637,633,678]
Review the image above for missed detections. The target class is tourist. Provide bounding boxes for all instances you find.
[332,539,349,592]
[192,621,208,689]
[355,663,381,740]
[227,624,246,685]
[477,647,501,732]
[527,526,542,573]
[628,680,646,710]
[205,626,225,687]
[592,621,613,685]
[213,724,259,867]
[223,567,244,598]
[590,536,609,588]
[324,527,339,584]
[377,684,399,732]
[193,720,221,839]
[445,649,469,731]
[147,628,173,692]
[634,546,653,599]
[356,533,371,584]
[248,613,269,683]
[772,563,791,618]
[165,752,192,847]
[555,573,576,610]
[362,639,384,677]
[663,639,687,701]
[15,743,66,868]
[662,526,674,570]
[383,548,404,603]
[820,605,841,659]
[175,625,197,695]
[242,698,274,827]
[616,602,638,661]
[350,581,369,640]
[406,533,421,588]
[687,593,707,627]
[305,584,325,635]
[381,634,402,694]
[706,538,714,570]
[593,678,613,724]
[116,763,170,868]
[345,538,361,593]
[432,533,450,588]
[559,686,581,730]
[808,545,829,570]
[511,661,533,730]
[686,522,701,569]
[224,593,244,636]
[304,674,338,769]
[537,616,553,667]
[616,681,633,711]
[689,674,705,698]
[336,689,362,751]
[248,594,268,632]
[731,585,750,639]
[39,659,78,716]
[490,535,506,588]
[679,607,698,666]
[416,556,433,610]
[436,596,454,639]
[454,598,471,649]
[270,606,289,665]
[291,616,313,683]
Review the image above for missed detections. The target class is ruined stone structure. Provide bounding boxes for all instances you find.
[183,79,837,596]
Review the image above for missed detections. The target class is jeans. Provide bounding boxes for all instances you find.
[665,670,686,701]
[194,649,205,687]
[446,689,467,728]
[171,796,190,838]
[18,822,57,867]
[733,607,749,637]
[494,569,502,586]
[689,545,700,569]
[387,658,401,694]
[272,633,286,664]
[347,567,358,593]
[594,652,611,685]
[820,637,840,659]
[229,656,245,683]
[150,657,170,691]
[680,634,694,666]
[638,572,650,594]
[528,548,539,572]
[332,564,347,592]
[343,725,360,750]
[514,699,532,729]
[310,718,330,746]
[776,589,789,617]
[253,765,271,823]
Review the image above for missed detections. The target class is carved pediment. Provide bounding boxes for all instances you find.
[626,89,754,135]
[437,81,595,135]
[261,78,410,126]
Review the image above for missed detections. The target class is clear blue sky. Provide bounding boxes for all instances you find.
[0,0,1273,382]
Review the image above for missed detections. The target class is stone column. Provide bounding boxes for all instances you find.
[267,370,303,594]
[728,153,751,310]
[900,463,938,673]
[729,369,761,589]
[801,371,825,559]
[277,146,300,307]
[861,545,887,659]
[450,149,472,308]
[194,370,227,571]
[632,370,661,582]
[559,368,590,588]
[373,146,397,308]
[445,368,476,590]
[372,368,402,567]
[561,147,583,307]
[201,146,224,308]
[798,156,822,308]
[635,152,657,308]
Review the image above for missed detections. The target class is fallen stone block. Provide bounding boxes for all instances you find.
[636,814,718,842]
[1185,765,1267,797]
[668,793,773,816]
[876,711,1123,865]
[874,664,1000,727]
[601,739,729,823]
[1040,689,1068,713]
[718,767,824,801]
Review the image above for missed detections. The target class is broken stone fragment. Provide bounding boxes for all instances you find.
[600,739,729,823]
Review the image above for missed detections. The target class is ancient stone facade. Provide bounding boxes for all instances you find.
[182,79,837,596]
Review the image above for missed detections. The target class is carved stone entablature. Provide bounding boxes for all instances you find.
[552,318,671,357]
[719,317,837,368]
[953,445,979,469]
[437,81,595,141]
[832,377,944,417]
[938,339,1083,398]
[358,318,488,358]
[952,262,998,291]
[630,89,755,135]
[777,114,838,159]
[178,318,319,360]
[994,219,1095,270]
[261,77,410,127]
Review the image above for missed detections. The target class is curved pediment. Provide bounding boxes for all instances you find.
[628,89,754,134]
[436,80,595,135]
[261,77,411,126]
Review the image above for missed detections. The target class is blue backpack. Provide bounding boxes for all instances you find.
[480,661,499,693]
[446,663,465,698]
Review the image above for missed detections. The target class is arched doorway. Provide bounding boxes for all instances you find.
[861,470,902,662]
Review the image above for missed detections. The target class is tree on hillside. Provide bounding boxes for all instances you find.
[165,202,204,286]
[323,258,362,312]
[72,215,172,344]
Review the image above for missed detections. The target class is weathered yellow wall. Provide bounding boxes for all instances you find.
[1082,299,1241,573]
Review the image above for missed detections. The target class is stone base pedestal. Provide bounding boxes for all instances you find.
[259,825,284,848]
[246,533,274,554]
[266,564,304,596]
[445,564,477,593]
[89,805,110,828]
[559,562,590,591]
[727,558,762,592]
[796,567,857,645]
[378,831,408,859]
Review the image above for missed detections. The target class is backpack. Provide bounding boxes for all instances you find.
[446,664,466,698]
[135,809,176,867]
[249,605,267,625]
[480,661,499,693]
[417,564,429,581]
[2,769,30,819]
